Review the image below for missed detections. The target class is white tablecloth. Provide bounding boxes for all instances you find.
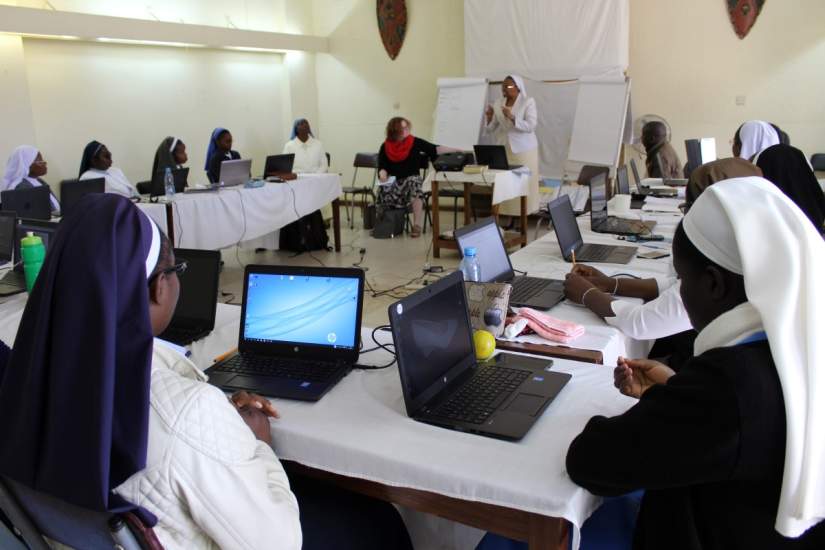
[423,169,529,206]
[508,201,684,365]
[137,174,341,250]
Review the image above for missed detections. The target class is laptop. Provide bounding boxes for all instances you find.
[473,145,522,171]
[158,249,220,346]
[263,154,295,176]
[389,270,571,440]
[205,265,365,401]
[547,194,637,264]
[60,178,104,217]
[0,186,52,221]
[616,166,644,209]
[1,218,59,296]
[0,212,24,296]
[589,173,656,236]
[217,158,252,187]
[149,168,189,197]
[454,217,564,309]
[629,158,642,187]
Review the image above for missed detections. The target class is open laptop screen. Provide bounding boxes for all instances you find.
[616,166,630,195]
[392,272,474,401]
[589,173,608,226]
[0,212,15,263]
[454,218,513,283]
[169,249,220,328]
[547,195,583,260]
[243,272,360,350]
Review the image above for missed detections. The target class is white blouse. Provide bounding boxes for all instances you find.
[485,95,539,154]
[282,136,328,173]
[80,167,138,198]
[605,278,693,340]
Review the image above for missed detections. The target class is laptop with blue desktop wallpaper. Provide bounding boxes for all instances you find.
[206,265,365,401]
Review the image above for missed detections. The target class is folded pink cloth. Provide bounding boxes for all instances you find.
[509,307,585,344]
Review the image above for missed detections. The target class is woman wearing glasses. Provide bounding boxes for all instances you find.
[484,74,540,227]
[0,145,61,214]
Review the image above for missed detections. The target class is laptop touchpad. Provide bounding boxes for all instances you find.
[505,393,546,416]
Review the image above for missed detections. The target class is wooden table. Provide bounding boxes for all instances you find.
[428,170,529,258]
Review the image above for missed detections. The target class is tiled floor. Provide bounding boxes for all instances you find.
[217,209,551,327]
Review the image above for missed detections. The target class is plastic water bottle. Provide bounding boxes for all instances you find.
[164,167,176,202]
[20,232,45,293]
[459,247,482,282]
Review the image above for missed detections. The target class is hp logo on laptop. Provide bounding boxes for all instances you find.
[293,346,299,353]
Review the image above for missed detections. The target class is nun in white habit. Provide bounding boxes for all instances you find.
[79,140,139,199]
[484,74,540,218]
[1,145,61,213]
[733,120,780,162]
[567,177,825,548]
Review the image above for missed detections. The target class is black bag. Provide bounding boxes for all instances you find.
[371,207,406,239]
[433,151,474,172]
[363,204,376,230]
[279,209,330,252]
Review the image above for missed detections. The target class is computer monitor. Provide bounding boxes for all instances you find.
[0,211,15,264]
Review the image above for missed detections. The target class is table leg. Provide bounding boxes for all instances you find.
[520,196,528,247]
[164,203,175,247]
[463,182,472,225]
[492,204,499,224]
[432,179,441,258]
[529,516,569,550]
[332,198,341,252]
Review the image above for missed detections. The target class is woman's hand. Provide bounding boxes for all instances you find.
[570,264,615,293]
[230,390,280,418]
[563,273,598,304]
[501,105,514,122]
[378,169,388,183]
[613,357,675,399]
[485,105,493,124]
[237,406,272,445]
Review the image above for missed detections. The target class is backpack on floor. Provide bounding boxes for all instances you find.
[371,207,406,239]
[279,209,330,252]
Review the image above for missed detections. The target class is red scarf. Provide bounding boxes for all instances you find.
[384,135,414,162]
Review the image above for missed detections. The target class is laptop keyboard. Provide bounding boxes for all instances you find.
[511,276,550,302]
[213,354,343,383]
[432,366,530,425]
[579,243,615,261]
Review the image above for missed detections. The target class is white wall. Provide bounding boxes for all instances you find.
[20,38,287,186]
[629,0,825,161]
[0,35,36,161]
[312,0,464,183]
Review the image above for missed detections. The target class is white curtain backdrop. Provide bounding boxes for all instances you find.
[467,0,629,178]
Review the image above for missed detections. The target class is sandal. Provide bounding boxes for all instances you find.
[410,225,422,238]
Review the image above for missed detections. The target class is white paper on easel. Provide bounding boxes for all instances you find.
[432,77,488,151]
[567,75,631,167]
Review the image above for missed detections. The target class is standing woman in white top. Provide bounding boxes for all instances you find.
[283,118,328,173]
[484,75,540,223]
[79,140,139,198]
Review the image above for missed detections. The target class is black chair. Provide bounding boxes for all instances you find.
[342,153,377,229]
[811,154,825,172]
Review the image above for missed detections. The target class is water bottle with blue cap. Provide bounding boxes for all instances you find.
[459,247,481,282]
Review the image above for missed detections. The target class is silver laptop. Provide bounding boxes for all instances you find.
[218,158,252,187]
[589,173,656,236]
[454,217,564,310]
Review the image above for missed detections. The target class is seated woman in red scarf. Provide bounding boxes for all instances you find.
[377,117,457,237]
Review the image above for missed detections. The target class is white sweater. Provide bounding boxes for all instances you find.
[113,343,302,550]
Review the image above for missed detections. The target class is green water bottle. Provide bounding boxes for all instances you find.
[20,232,45,293]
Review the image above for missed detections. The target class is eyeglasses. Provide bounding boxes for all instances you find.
[147,261,187,286]
[503,85,516,90]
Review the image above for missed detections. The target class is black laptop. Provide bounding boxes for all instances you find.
[60,178,104,216]
[389,271,571,440]
[616,166,644,209]
[149,168,189,198]
[0,218,59,296]
[0,212,23,297]
[159,249,220,346]
[454,217,564,309]
[0,186,52,221]
[547,194,637,264]
[205,265,365,401]
[589,173,656,236]
[473,145,522,171]
[263,154,295,176]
